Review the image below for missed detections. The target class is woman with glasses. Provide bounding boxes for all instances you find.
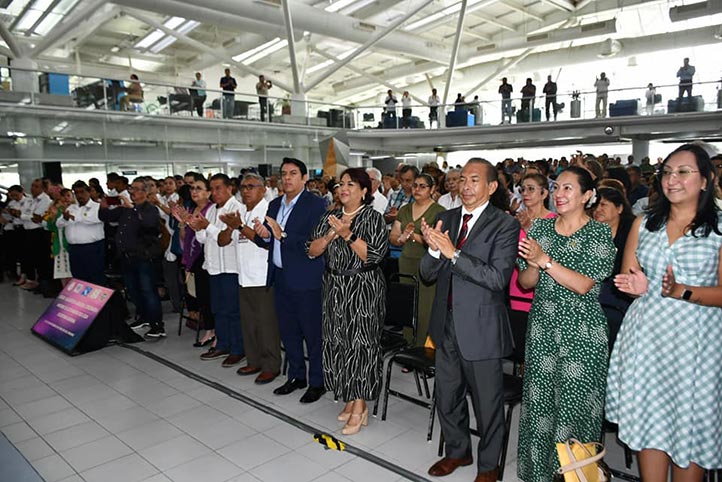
[516,166,615,482]
[607,144,722,482]
[172,177,216,348]
[508,174,556,357]
[390,173,445,346]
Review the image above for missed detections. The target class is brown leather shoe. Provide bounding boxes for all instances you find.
[427,455,473,477]
[254,371,280,385]
[200,348,229,360]
[237,365,261,376]
[473,467,499,482]
[221,355,245,367]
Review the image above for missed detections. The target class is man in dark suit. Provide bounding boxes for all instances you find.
[420,158,520,482]
[253,158,327,403]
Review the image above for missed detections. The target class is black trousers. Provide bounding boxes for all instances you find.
[3,228,23,276]
[545,96,558,120]
[24,228,52,282]
[192,95,206,116]
[68,240,106,286]
[436,311,505,472]
[678,81,693,99]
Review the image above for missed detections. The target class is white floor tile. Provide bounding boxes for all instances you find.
[42,420,110,452]
[13,436,56,461]
[31,454,78,482]
[27,407,90,435]
[60,435,133,472]
[80,453,159,482]
[250,450,328,482]
[218,433,291,471]
[140,434,212,471]
[14,395,73,419]
[1,421,38,443]
[116,419,183,451]
[163,453,244,482]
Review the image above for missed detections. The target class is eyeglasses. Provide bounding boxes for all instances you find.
[660,169,699,180]
[240,184,263,190]
[519,186,541,194]
[412,183,430,189]
[190,186,207,191]
[714,164,722,169]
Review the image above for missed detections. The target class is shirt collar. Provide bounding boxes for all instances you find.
[461,200,489,218]
[281,189,304,208]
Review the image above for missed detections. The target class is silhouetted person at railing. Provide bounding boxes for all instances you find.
[594,72,609,118]
[401,91,412,128]
[676,57,695,99]
[428,88,440,126]
[190,72,207,117]
[120,74,143,112]
[520,78,536,121]
[384,89,397,126]
[543,75,558,121]
[256,74,273,122]
[499,77,513,124]
[454,93,465,111]
[220,68,237,119]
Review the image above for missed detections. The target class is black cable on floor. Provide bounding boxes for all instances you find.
[121,343,432,482]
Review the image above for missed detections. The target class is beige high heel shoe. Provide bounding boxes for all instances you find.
[338,410,352,422]
[342,409,368,435]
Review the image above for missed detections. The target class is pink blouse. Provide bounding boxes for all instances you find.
[509,212,557,312]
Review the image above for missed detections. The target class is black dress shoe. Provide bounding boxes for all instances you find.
[299,386,326,404]
[273,378,307,395]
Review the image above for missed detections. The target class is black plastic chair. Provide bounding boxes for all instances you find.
[372,273,419,417]
[436,306,525,480]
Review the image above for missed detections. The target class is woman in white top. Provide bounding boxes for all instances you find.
[401,91,412,128]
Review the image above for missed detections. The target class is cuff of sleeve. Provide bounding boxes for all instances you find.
[427,247,441,259]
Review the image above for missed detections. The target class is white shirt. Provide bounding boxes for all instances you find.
[4,197,26,230]
[372,193,388,214]
[437,192,462,210]
[428,201,489,259]
[159,192,180,261]
[401,96,412,108]
[428,95,440,107]
[195,197,243,275]
[264,187,279,202]
[232,199,269,288]
[21,192,52,230]
[56,200,104,245]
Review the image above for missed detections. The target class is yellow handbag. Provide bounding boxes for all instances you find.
[554,438,610,482]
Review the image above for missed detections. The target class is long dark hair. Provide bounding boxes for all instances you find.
[646,144,721,237]
[597,187,634,223]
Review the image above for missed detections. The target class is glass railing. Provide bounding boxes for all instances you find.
[0,66,719,131]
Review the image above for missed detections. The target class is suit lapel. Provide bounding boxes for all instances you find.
[446,208,462,246]
[463,205,493,246]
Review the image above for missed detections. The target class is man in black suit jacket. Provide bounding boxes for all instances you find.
[253,158,327,404]
[420,159,520,482]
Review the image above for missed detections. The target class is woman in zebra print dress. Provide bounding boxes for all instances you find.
[307,168,388,435]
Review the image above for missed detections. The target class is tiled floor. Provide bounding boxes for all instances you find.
[0,282,638,482]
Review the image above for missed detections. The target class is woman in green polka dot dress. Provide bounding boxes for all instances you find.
[516,166,616,482]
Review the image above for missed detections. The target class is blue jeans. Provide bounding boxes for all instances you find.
[222,95,234,119]
[209,273,244,356]
[501,99,512,123]
[121,256,163,329]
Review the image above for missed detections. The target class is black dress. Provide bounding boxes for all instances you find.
[308,205,388,401]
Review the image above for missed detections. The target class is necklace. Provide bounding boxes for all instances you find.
[342,204,364,216]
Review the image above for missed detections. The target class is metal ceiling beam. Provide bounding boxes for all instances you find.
[0,21,24,57]
[123,9,295,92]
[467,11,516,32]
[462,47,535,98]
[442,0,468,105]
[31,0,107,58]
[166,0,458,63]
[304,0,434,92]
[310,46,427,105]
[281,0,301,93]
[65,6,121,52]
[541,0,575,12]
[498,0,544,22]
[25,0,62,37]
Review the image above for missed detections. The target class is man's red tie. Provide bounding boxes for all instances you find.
[448,213,473,309]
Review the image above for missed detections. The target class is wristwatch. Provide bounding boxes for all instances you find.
[280,231,287,242]
[346,233,358,244]
[681,288,693,301]
[540,259,553,271]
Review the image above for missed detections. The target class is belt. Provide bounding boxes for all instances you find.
[326,264,379,277]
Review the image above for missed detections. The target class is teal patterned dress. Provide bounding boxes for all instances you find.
[517,218,615,482]
[606,214,722,468]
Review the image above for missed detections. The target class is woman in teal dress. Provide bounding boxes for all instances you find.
[607,144,722,482]
[516,166,615,482]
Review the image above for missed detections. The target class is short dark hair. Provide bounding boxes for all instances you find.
[606,167,631,191]
[174,175,183,181]
[626,165,642,176]
[281,157,308,176]
[8,184,23,193]
[399,165,419,177]
[340,168,373,205]
[562,166,596,195]
[107,172,119,181]
[209,173,232,186]
[118,176,129,187]
[72,180,89,191]
[466,158,508,211]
